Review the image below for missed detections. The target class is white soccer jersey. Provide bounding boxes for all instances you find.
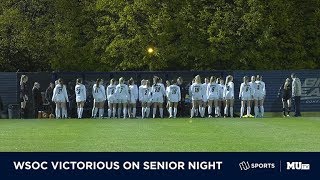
[115,83,129,101]
[92,84,106,102]
[129,84,138,102]
[223,82,234,99]
[190,83,203,101]
[139,85,151,102]
[75,84,86,102]
[151,83,166,99]
[219,84,225,99]
[254,80,266,99]
[167,85,181,103]
[106,84,116,101]
[202,83,209,101]
[207,83,220,100]
[239,82,253,99]
[52,84,69,103]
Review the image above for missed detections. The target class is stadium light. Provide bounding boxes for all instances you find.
[147,47,154,54]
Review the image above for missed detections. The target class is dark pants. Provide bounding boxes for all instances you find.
[293,96,301,117]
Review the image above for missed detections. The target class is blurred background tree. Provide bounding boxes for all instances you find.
[0,0,319,71]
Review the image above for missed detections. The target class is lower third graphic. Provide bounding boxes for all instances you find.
[239,161,250,171]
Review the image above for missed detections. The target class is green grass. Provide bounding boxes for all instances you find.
[0,117,320,152]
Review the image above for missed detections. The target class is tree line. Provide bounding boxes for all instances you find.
[0,0,319,72]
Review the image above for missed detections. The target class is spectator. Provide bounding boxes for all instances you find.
[177,77,187,117]
[278,78,292,117]
[20,75,29,119]
[45,82,55,114]
[32,82,43,118]
[291,73,302,117]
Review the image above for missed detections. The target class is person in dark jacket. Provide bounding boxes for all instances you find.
[20,75,29,118]
[32,82,43,118]
[278,78,292,117]
[45,82,55,114]
[177,77,188,117]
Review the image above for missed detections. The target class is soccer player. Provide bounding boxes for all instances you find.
[217,78,225,117]
[248,76,256,117]
[115,77,129,119]
[52,78,69,118]
[75,78,86,119]
[291,73,302,117]
[253,75,266,118]
[165,80,171,114]
[106,79,117,118]
[151,76,166,118]
[207,76,220,117]
[223,75,234,118]
[202,77,209,117]
[20,75,29,119]
[239,76,253,118]
[278,78,292,117]
[128,78,138,118]
[190,75,204,118]
[139,80,150,118]
[167,79,181,118]
[92,78,106,118]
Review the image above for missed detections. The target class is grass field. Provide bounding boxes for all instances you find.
[0,117,320,152]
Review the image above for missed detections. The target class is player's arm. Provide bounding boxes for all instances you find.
[63,85,69,102]
[178,86,181,102]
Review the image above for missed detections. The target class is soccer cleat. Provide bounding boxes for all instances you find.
[287,114,290,117]
[242,115,248,118]
[208,115,212,118]
[249,114,254,118]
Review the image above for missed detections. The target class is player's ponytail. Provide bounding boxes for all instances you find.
[96,78,101,88]
[76,78,82,84]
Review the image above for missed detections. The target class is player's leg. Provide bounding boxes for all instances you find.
[146,102,151,118]
[240,100,245,118]
[282,98,286,117]
[191,100,196,118]
[287,98,291,116]
[246,100,251,116]
[224,100,229,118]
[260,99,264,117]
[159,101,164,118]
[168,102,173,118]
[173,102,178,118]
[208,100,213,117]
[98,101,105,118]
[132,102,136,118]
[61,102,67,118]
[254,99,259,118]
[153,102,158,118]
[214,99,219,117]
[55,102,61,119]
[123,102,127,119]
[230,99,234,117]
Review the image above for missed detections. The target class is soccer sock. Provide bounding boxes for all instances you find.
[247,107,251,116]
[168,107,172,117]
[77,108,80,118]
[208,106,212,115]
[128,108,131,118]
[217,107,220,116]
[99,108,104,118]
[173,107,177,117]
[255,106,259,117]
[224,106,228,117]
[153,108,157,118]
[191,108,195,118]
[142,107,145,118]
[260,106,264,117]
[92,107,97,118]
[146,107,150,118]
[123,108,127,118]
[240,106,244,117]
[160,108,164,118]
[108,109,111,118]
[118,108,121,118]
[56,107,60,118]
[282,108,286,116]
[133,108,136,118]
[79,108,83,118]
[113,108,116,118]
[200,107,205,117]
[230,107,234,117]
[62,108,67,118]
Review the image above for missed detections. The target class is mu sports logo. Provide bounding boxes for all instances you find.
[301,78,320,101]
[239,161,250,171]
[239,161,275,171]
[286,162,310,170]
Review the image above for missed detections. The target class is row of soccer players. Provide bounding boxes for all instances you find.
[51,74,265,119]
[189,75,266,118]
